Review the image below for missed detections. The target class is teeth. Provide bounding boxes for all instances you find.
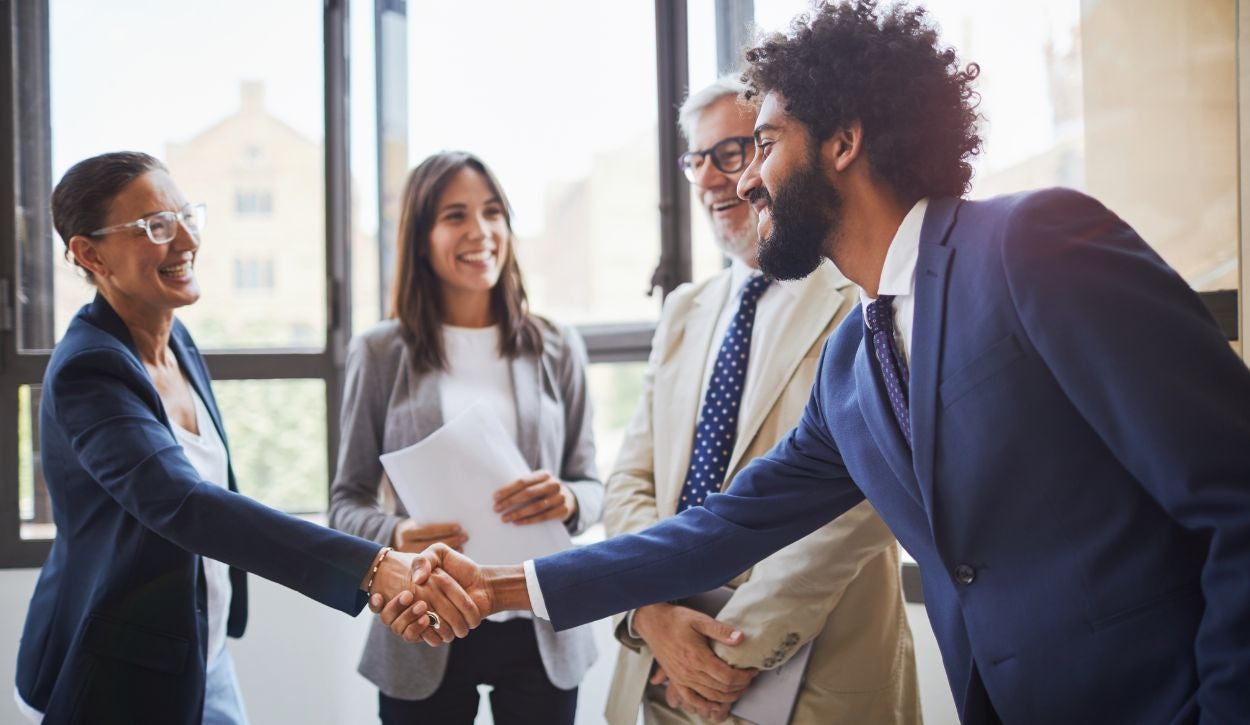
[459,251,494,263]
[712,200,741,212]
[160,262,192,277]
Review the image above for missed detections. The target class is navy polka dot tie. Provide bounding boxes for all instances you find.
[677,275,772,513]
[865,295,912,449]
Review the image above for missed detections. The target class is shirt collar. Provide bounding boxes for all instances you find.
[858,197,930,307]
[729,257,799,300]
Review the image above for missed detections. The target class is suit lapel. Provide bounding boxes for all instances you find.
[657,274,731,518]
[910,197,961,515]
[168,324,237,492]
[726,264,846,477]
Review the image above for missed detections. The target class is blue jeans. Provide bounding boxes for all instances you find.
[203,649,250,725]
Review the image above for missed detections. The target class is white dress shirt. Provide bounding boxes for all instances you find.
[524,202,931,620]
[857,198,929,365]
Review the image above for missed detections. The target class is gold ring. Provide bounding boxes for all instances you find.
[426,611,442,631]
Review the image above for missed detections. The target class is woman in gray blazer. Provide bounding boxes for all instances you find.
[329,151,601,724]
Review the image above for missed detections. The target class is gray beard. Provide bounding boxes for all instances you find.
[711,209,760,264]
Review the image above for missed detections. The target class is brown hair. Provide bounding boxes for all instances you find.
[389,151,543,373]
[51,151,168,282]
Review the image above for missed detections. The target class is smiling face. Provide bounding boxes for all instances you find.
[688,95,760,263]
[72,170,202,316]
[425,167,511,311]
[737,92,845,280]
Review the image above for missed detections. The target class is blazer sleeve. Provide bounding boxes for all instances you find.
[328,333,406,545]
[711,499,896,669]
[534,343,866,631]
[552,324,604,537]
[1000,188,1250,721]
[47,346,378,615]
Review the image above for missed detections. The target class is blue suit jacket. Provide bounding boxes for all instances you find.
[535,189,1250,723]
[16,295,379,724]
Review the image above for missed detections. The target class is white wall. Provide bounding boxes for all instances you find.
[1,571,955,725]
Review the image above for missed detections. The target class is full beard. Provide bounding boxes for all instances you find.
[756,152,844,281]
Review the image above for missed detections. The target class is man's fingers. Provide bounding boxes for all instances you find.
[692,612,744,646]
[650,665,669,686]
[431,568,483,629]
[368,593,384,614]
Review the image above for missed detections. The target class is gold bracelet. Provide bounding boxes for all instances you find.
[365,546,393,596]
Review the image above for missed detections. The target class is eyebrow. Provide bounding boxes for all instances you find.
[438,197,503,214]
[753,123,781,145]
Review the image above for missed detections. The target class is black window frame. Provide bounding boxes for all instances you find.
[0,0,701,568]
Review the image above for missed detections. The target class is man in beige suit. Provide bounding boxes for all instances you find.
[603,77,921,725]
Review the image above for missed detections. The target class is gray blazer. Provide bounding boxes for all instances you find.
[328,319,601,700]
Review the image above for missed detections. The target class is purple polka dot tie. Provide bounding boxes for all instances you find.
[865,295,912,449]
[677,275,772,513]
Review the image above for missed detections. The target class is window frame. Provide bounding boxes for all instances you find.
[0,0,697,568]
[0,0,355,568]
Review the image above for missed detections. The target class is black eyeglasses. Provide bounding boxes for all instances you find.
[678,136,754,183]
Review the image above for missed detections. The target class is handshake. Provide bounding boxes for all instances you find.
[363,544,757,723]
[362,544,529,647]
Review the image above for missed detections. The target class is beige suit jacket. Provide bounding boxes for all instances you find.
[603,262,921,725]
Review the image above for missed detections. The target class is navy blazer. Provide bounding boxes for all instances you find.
[534,189,1250,724]
[16,295,379,724]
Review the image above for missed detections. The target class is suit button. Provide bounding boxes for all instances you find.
[954,564,976,585]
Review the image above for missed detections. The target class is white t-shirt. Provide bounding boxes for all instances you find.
[170,388,233,666]
[438,324,529,622]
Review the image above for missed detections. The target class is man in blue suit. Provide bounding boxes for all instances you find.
[383,2,1250,722]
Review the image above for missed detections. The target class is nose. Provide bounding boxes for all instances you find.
[468,213,494,244]
[736,151,762,202]
[170,217,200,252]
[691,155,730,194]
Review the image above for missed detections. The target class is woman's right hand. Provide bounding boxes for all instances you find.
[391,519,468,553]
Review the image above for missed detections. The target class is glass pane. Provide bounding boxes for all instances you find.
[19,385,56,541]
[33,0,326,350]
[586,362,649,484]
[688,0,733,285]
[406,2,662,326]
[751,0,1239,291]
[17,381,325,538]
[213,379,328,513]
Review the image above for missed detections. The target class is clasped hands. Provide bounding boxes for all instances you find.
[364,471,573,646]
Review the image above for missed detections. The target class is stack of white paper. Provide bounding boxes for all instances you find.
[379,402,572,565]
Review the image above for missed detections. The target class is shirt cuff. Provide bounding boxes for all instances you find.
[523,559,550,621]
[626,609,641,640]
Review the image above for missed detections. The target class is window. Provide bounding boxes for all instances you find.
[0,0,701,567]
[0,0,351,565]
[753,0,1241,294]
[234,189,274,216]
[232,258,276,291]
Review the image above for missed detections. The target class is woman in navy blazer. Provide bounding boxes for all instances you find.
[15,152,449,724]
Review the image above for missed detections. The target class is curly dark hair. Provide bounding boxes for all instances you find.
[742,0,983,201]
